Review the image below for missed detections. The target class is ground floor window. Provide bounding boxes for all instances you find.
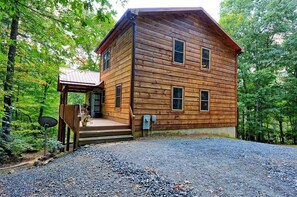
[200,90,209,111]
[115,85,121,108]
[172,87,183,110]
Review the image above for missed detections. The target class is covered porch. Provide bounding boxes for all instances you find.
[57,68,134,151]
[81,118,128,127]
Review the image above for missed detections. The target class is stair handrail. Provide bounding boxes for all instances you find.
[129,106,135,136]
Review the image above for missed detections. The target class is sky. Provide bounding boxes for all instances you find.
[111,0,223,22]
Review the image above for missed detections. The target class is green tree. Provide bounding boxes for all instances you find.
[0,0,123,160]
[220,0,297,143]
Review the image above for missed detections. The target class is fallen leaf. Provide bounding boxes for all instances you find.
[184,180,192,184]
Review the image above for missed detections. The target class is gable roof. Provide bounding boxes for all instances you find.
[95,7,243,54]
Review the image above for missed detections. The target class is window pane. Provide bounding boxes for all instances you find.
[173,88,182,98]
[103,49,110,71]
[201,101,209,111]
[202,48,209,59]
[173,99,182,110]
[102,91,105,103]
[116,86,121,107]
[116,97,120,107]
[106,60,110,69]
[174,52,184,63]
[202,58,209,69]
[107,50,110,59]
[175,40,184,52]
[201,91,208,100]
[116,86,121,96]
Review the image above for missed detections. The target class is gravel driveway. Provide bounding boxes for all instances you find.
[1,138,297,196]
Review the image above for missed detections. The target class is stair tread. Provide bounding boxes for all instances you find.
[79,135,133,142]
[79,125,130,131]
[80,124,129,128]
[80,129,131,134]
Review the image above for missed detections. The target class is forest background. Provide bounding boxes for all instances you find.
[0,0,296,162]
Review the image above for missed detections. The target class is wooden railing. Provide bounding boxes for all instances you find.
[59,104,81,148]
[129,106,135,137]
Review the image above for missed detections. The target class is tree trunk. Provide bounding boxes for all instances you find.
[236,108,239,138]
[267,123,270,143]
[246,106,251,140]
[279,120,284,144]
[2,17,19,140]
[242,110,245,140]
[38,83,50,119]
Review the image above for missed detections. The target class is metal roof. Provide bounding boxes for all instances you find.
[59,68,100,86]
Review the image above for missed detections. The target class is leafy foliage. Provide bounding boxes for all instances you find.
[220,0,297,143]
[0,0,124,161]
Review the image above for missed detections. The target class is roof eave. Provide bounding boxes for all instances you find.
[94,9,132,54]
[95,7,244,54]
[198,8,244,54]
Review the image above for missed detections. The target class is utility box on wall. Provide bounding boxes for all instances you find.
[142,115,151,130]
[151,115,157,123]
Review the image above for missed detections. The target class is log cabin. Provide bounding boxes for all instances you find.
[57,7,243,148]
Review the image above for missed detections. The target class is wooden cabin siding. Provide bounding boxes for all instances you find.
[133,13,237,132]
[100,26,133,124]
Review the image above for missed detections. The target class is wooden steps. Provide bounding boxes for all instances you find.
[79,135,133,145]
[80,125,130,131]
[79,125,133,145]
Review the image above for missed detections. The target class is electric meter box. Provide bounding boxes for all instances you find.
[151,115,157,123]
[142,115,151,130]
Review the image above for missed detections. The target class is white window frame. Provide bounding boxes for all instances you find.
[173,39,185,64]
[172,86,184,111]
[200,90,210,112]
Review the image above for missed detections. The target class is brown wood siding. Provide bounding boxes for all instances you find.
[100,26,133,124]
[134,13,237,131]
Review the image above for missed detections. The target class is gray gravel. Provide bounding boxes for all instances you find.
[1,138,297,196]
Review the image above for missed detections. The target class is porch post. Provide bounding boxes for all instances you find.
[58,87,68,145]
[73,132,78,151]
[58,93,64,142]
[66,126,70,151]
[62,88,68,145]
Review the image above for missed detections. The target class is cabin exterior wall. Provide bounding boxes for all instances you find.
[100,26,133,124]
[133,13,237,134]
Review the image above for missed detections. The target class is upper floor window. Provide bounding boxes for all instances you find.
[103,48,110,71]
[172,87,184,110]
[173,39,185,64]
[201,48,210,70]
[115,85,121,108]
[200,90,210,112]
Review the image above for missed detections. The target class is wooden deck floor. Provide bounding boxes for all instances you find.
[80,118,128,127]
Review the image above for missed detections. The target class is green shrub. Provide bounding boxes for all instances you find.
[0,132,10,163]
[47,139,62,153]
[0,139,9,163]
[10,138,33,156]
